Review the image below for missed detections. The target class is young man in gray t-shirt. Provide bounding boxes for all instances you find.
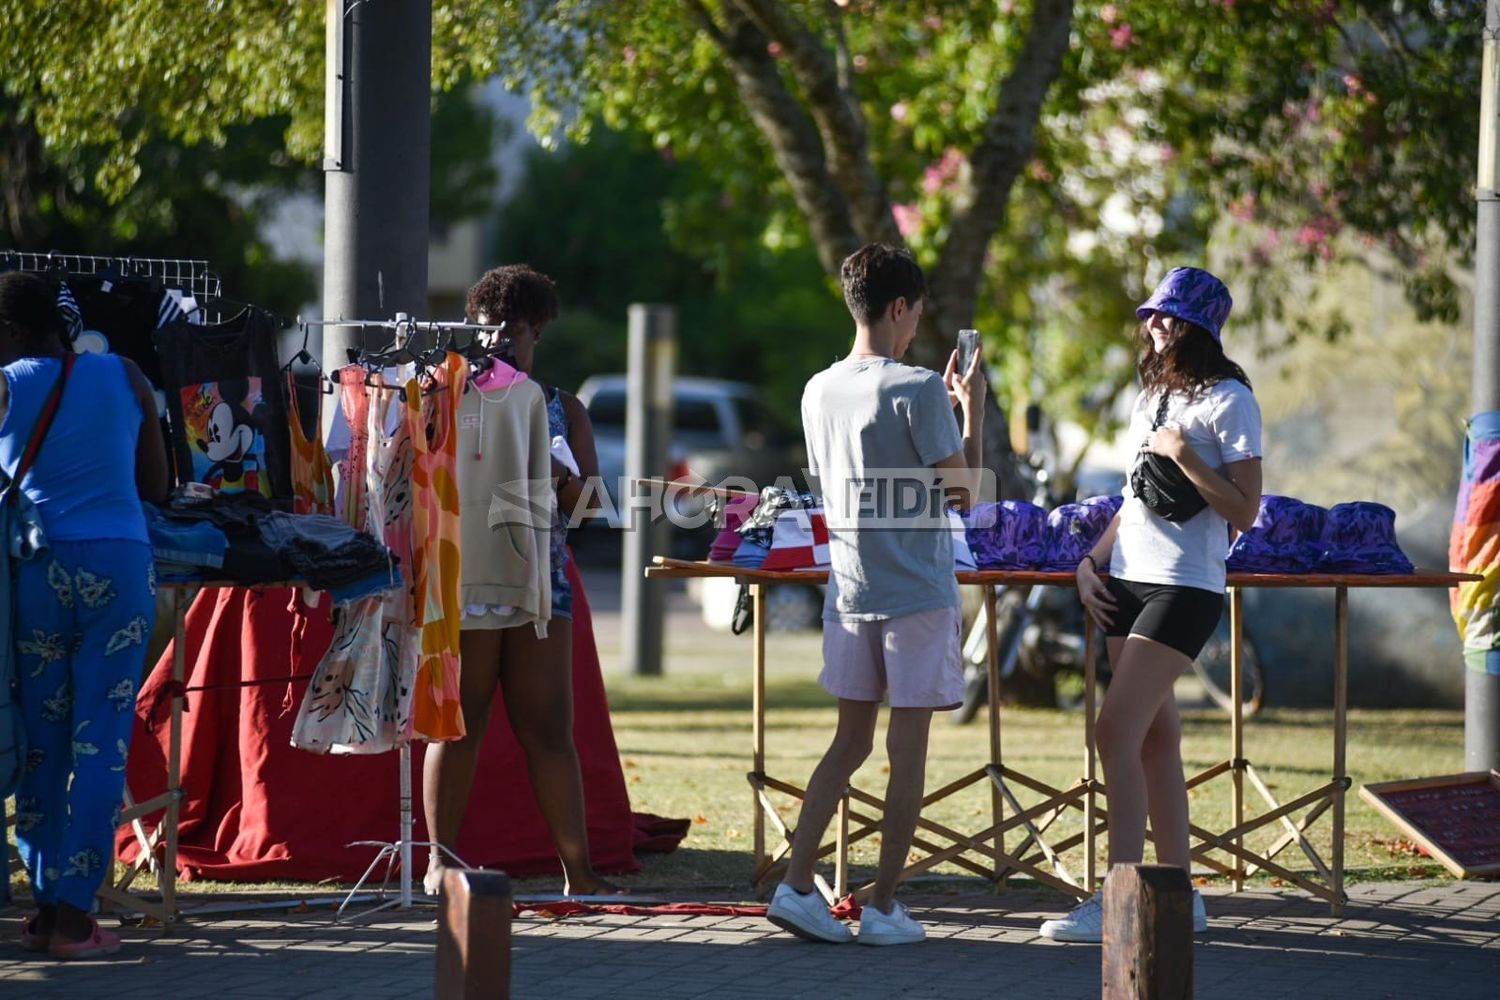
[766,243,986,947]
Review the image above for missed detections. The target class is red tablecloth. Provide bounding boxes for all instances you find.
[118,552,687,882]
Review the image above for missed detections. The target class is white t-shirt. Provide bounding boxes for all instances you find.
[1111,380,1262,594]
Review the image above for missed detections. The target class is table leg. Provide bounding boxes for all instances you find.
[1230,586,1245,892]
[984,585,1004,887]
[1332,586,1348,916]
[751,584,767,874]
[1084,616,1098,893]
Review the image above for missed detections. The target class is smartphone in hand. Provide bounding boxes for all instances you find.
[957,329,979,377]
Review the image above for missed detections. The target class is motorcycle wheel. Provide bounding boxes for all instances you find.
[1191,614,1266,717]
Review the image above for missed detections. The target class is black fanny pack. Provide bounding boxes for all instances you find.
[1129,393,1207,523]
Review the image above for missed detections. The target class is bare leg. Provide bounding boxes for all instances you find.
[784,699,880,894]
[1095,635,1192,867]
[1142,697,1192,870]
[499,622,617,895]
[422,628,504,892]
[869,707,934,913]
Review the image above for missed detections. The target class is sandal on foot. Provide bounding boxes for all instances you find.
[20,917,50,953]
[48,919,121,960]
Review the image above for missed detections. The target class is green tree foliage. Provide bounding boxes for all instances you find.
[495,125,848,416]
[2,1,1479,462]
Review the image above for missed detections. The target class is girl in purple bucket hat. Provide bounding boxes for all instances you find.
[1040,266,1263,943]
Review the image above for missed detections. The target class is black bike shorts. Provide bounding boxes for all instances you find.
[1103,577,1223,660]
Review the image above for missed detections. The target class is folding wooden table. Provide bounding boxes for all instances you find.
[102,580,299,926]
[646,558,1476,914]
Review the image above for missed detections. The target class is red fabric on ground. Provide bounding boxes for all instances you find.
[118,552,684,882]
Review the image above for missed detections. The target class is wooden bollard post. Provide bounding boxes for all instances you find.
[1101,864,1192,1000]
[436,868,513,1000]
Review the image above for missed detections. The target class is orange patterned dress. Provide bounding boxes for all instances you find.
[408,352,467,741]
[287,371,335,516]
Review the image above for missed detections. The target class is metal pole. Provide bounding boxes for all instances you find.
[1467,3,1500,771]
[621,304,677,676]
[322,0,432,366]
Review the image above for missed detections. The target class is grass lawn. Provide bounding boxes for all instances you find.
[601,664,1461,897]
[4,635,1463,907]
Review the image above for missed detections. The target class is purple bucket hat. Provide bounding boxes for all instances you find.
[1227,495,1328,573]
[964,500,1048,570]
[1039,495,1125,571]
[1137,266,1234,341]
[1314,501,1414,575]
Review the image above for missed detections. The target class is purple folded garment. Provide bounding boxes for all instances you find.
[1315,501,1414,574]
[1039,495,1125,571]
[965,500,1048,569]
[1227,495,1327,573]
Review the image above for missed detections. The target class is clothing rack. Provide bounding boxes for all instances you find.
[0,250,224,300]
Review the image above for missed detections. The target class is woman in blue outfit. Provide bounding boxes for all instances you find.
[1,272,168,959]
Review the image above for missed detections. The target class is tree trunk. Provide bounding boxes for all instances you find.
[921,271,1027,500]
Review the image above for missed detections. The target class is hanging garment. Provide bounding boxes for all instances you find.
[117,555,682,882]
[1452,411,1500,675]
[409,353,467,741]
[287,370,334,516]
[291,373,420,754]
[154,308,293,500]
[456,377,552,635]
[333,365,373,527]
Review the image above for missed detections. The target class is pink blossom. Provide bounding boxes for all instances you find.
[1343,73,1363,95]
[924,15,943,31]
[1026,159,1054,183]
[1100,4,1118,23]
[767,41,784,58]
[1228,193,1257,222]
[623,47,637,65]
[892,202,923,238]
[1310,180,1329,200]
[1260,229,1282,253]
[890,101,910,124]
[921,148,966,194]
[999,0,1015,13]
[1110,24,1134,50]
[853,54,868,72]
[1158,143,1178,164]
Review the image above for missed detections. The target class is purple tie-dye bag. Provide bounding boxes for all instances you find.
[1039,495,1125,571]
[1227,495,1327,573]
[1314,501,1414,574]
[964,500,1048,570]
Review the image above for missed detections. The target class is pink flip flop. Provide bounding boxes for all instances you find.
[47,918,121,960]
[20,917,50,953]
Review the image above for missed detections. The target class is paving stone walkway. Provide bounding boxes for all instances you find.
[2,881,1498,998]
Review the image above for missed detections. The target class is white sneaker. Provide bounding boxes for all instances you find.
[1039,889,1208,943]
[766,883,853,944]
[1039,891,1104,943]
[858,900,926,946]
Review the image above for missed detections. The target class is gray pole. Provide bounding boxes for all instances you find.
[622,305,677,677]
[1467,1,1500,771]
[322,0,432,365]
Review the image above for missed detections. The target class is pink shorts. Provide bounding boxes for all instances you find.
[819,605,965,709]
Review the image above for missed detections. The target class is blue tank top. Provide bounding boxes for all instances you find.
[0,352,148,544]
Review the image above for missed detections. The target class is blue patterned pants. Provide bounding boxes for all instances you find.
[13,540,155,910]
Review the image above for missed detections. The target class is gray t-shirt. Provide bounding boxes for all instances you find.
[801,357,965,622]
